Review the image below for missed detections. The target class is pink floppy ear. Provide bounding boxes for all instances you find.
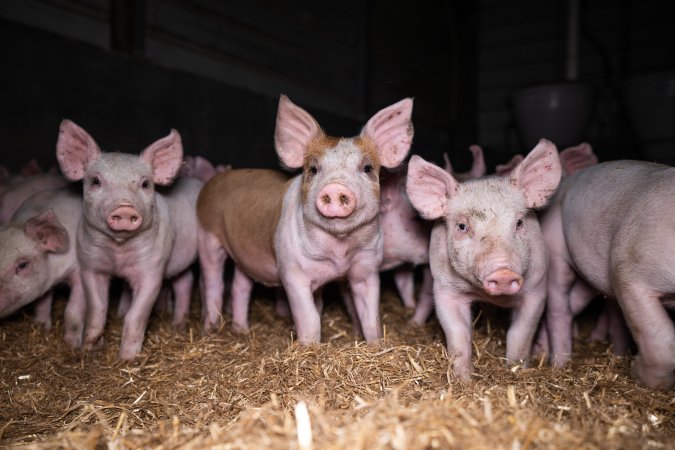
[559,142,598,176]
[509,139,562,209]
[362,98,414,168]
[274,95,322,169]
[56,119,101,181]
[140,129,184,185]
[406,154,458,220]
[24,210,69,253]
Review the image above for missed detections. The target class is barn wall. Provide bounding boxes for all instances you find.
[0,0,477,172]
[477,0,675,165]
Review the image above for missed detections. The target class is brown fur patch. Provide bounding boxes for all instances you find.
[197,169,292,284]
[354,136,381,169]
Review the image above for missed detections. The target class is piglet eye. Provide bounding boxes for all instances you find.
[141,179,150,189]
[457,223,468,233]
[516,219,524,229]
[16,261,30,275]
[309,165,318,175]
[91,176,101,187]
[363,164,373,173]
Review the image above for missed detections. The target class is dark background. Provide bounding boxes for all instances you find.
[0,0,673,174]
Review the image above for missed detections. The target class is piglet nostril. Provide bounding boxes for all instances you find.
[316,183,356,218]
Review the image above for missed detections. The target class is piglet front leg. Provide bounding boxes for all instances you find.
[119,272,163,360]
[82,270,111,352]
[435,289,474,381]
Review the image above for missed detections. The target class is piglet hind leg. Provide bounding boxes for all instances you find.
[119,275,163,360]
[340,281,364,338]
[198,228,226,333]
[393,266,416,309]
[410,267,434,325]
[615,282,675,389]
[545,256,577,368]
[230,265,254,333]
[32,290,54,330]
[171,269,194,328]
[348,272,383,343]
[63,271,86,349]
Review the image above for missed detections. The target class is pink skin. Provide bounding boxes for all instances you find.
[361,145,486,328]
[533,143,631,357]
[541,159,675,388]
[198,95,413,342]
[0,188,85,348]
[406,139,562,381]
[56,120,202,360]
[0,173,69,224]
[180,155,227,182]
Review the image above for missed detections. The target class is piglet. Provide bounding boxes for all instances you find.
[406,139,561,380]
[0,173,69,224]
[197,95,413,342]
[374,145,487,327]
[56,120,202,360]
[541,158,675,388]
[0,187,85,348]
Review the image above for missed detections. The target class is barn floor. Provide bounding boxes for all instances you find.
[0,283,673,449]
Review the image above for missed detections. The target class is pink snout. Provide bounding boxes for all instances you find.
[316,183,356,218]
[107,205,142,231]
[483,269,523,296]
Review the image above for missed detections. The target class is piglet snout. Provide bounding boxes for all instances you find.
[107,205,142,231]
[316,183,356,218]
[483,269,523,296]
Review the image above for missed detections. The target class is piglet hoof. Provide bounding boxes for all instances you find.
[63,333,82,350]
[630,356,674,389]
[408,316,426,327]
[83,336,105,352]
[63,326,83,350]
[231,322,250,335]
[119,344,143,361]
[201,316,224,335]
[32,316,52,332]
[450,360,474,383]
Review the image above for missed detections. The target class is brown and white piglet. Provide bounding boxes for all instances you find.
[197,95,413,342]
[406,139,561,381]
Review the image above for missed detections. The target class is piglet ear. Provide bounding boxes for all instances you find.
[362,98,414,168]
[468,145,486,178]
[56,119,101,181]
[495,154,524,177]
[20,159,42,177]
[442,152,454,174]
[509,139,561,209]
[24,210,69,253]
[141,129,183,185]
[274,95,322,169]
[406,155,458,220]
[559,142,597,176]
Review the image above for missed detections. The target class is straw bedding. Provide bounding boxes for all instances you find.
[1,282,673,449]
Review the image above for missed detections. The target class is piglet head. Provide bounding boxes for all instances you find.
[407,139,561,297]
[274,95,413,236]
[0,210,69,317]
[56,119,183,240]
